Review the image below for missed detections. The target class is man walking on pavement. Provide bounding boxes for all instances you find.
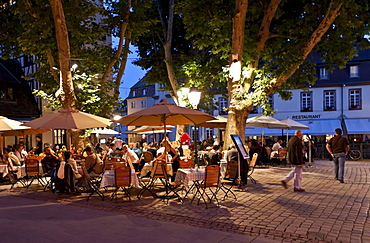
[326,128,350,183]
[281,130,305,192]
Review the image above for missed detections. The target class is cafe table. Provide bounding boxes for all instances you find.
[140,162,173,177]
[100,169,139,188]
[175,168,205,187]
[0,164,43,179]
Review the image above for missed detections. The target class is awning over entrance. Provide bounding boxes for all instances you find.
[293,119,341,135]
[245,119,342,136]
[345,118,370,134]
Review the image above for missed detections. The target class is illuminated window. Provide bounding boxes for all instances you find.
[350,65,359,78]
[319,68,329,80]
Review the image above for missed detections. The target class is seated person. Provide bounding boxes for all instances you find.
[208,145,221,165]
[271,140,284,158]
[121,145,139,170]
[147,143,158,158]
[41,147,60,184]
[14,145,27,165]
[226,144,239,162]
[1,152,16,183]
[131,142,143,158]
[95,146,106,161]
[107,143,121,158]
[199,140,208,151]
[6,147,21,166]
[84,146,104,176]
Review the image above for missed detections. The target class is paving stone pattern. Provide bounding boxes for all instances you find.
[1,160,369,243]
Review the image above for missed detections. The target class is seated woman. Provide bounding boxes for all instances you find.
[157,140,179,180]
[0,152,16,183]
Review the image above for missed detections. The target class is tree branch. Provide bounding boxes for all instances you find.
[114,31,132,99]
[268,0,344,95]
[256,0,281,53]
[101,0,131,87]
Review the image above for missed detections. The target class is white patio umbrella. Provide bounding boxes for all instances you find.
[138,130,172,134]
[131,125,175,142]
[280,118,311,163]
[91,128,119,135]
[246,115,290,144]
[117,100,214,161]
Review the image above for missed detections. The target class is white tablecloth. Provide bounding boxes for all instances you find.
[140,163,173,177]
[0,164,43,178]
[100,169,139,188]
[175,168,205,187]
[0,164,9,177]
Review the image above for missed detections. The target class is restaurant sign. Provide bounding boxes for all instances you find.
[291,114,321,120]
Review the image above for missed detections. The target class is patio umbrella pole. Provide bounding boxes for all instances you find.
[162,115,168,163]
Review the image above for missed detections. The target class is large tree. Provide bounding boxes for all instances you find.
[178,0,370,147]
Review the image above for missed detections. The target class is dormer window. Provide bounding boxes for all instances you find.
[350,65,359,78]
[143,89,147,95]
[132,90,136,97]
[319,68,329,80]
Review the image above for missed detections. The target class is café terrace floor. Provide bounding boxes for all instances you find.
[1,160,369,243]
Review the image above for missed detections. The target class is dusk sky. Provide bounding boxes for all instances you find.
[119,46,146,100]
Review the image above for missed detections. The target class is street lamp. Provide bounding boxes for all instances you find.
[188,87,202,165]
[113,115,122,135]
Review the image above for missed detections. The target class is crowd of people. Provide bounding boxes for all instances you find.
[0,127,350,194]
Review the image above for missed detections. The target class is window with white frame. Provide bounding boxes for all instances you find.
[143,89,147,95]
[301,92,312,112]
[350,65,359,78]
[324,90,336,111]
[319,68,329,79]
[141,100,146,108]
[349,89,361,109]
[131,101,135,109]
[218,97,228,115]
[132,90,136,97]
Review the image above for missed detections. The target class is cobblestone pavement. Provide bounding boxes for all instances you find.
[1,160,369,243]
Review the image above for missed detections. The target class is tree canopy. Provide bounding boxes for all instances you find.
[133,0,370,145]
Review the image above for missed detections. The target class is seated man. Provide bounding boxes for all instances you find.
[271,140,284,158]
[41,147,60,184]
[84,146,104,176]
[226,145,239,162]
[122,145,139,170]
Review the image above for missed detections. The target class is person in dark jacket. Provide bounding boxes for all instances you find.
[281,130,305,192]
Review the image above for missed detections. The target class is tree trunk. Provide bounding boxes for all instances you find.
[158,0,179,104]
[224,0,248,149]
[49,0,76,109]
